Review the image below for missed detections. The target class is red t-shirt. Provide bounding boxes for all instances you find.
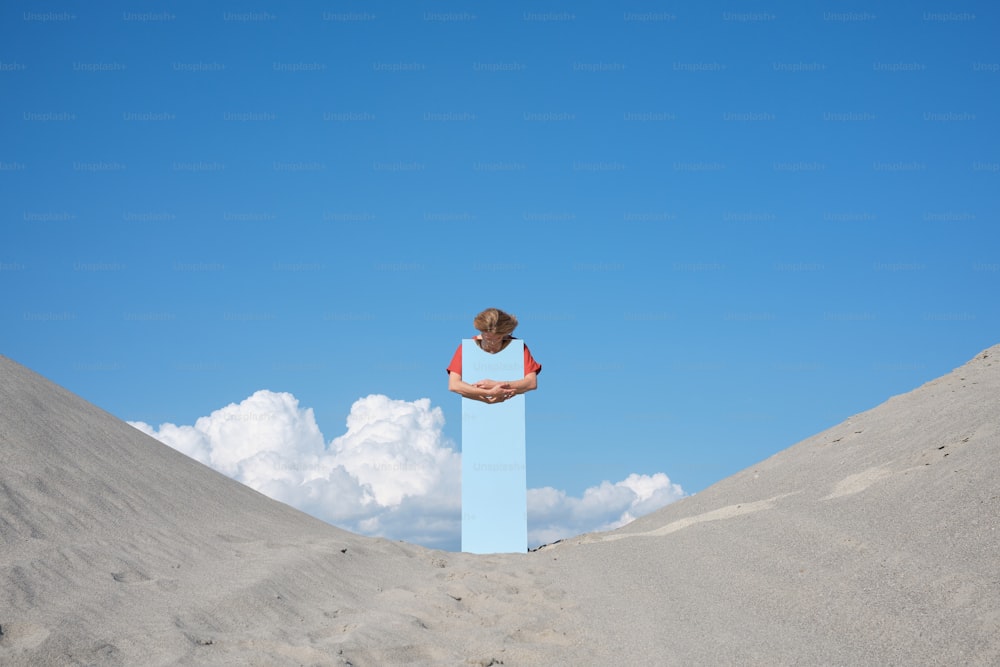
[446,337,542,377]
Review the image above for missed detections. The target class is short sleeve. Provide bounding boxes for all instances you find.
[523,343,541,376]
[446,344,463,375]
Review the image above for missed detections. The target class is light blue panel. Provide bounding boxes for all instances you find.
[461,339,527,554]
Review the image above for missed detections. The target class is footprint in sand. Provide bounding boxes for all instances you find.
[156,578,180,592]
[1,627,118,664]
[0,623,51,651]
[111,568,151,584]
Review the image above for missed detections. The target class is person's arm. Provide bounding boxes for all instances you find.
[474,372,536,397]
[466,372,537,401]
[449,372,501,403]
[501,372,537,395]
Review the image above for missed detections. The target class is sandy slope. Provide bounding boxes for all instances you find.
[1,346,998,666]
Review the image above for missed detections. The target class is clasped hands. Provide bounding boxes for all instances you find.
[474,379,516,404]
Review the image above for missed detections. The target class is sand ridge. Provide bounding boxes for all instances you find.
[2,345,999,665]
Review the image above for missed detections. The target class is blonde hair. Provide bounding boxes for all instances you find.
[473,308,518,336]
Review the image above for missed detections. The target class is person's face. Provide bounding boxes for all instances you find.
[479,332,510,353]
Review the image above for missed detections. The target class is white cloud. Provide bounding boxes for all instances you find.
[527,473,687,547]
[131,391,460,549]
[130,391,685,551]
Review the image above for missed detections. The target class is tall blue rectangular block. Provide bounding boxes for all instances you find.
[461,339,527,554]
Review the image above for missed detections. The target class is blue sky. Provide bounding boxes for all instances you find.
[2,2,998,550]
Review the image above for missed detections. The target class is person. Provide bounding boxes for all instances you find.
[447,308,541,404]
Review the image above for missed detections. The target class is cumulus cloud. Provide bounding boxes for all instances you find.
[130,391,685,550]
[131,391,460,549]
[527,473,687,547]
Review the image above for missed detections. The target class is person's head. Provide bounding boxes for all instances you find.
[474,307,518,352]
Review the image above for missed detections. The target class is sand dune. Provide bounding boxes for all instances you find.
[2,346,998,665]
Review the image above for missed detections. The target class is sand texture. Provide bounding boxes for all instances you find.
[2,346,998,666]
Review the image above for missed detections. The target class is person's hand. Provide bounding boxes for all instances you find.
[474,380,501,396]
[480,382,515,403]
[474,381,497,401]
